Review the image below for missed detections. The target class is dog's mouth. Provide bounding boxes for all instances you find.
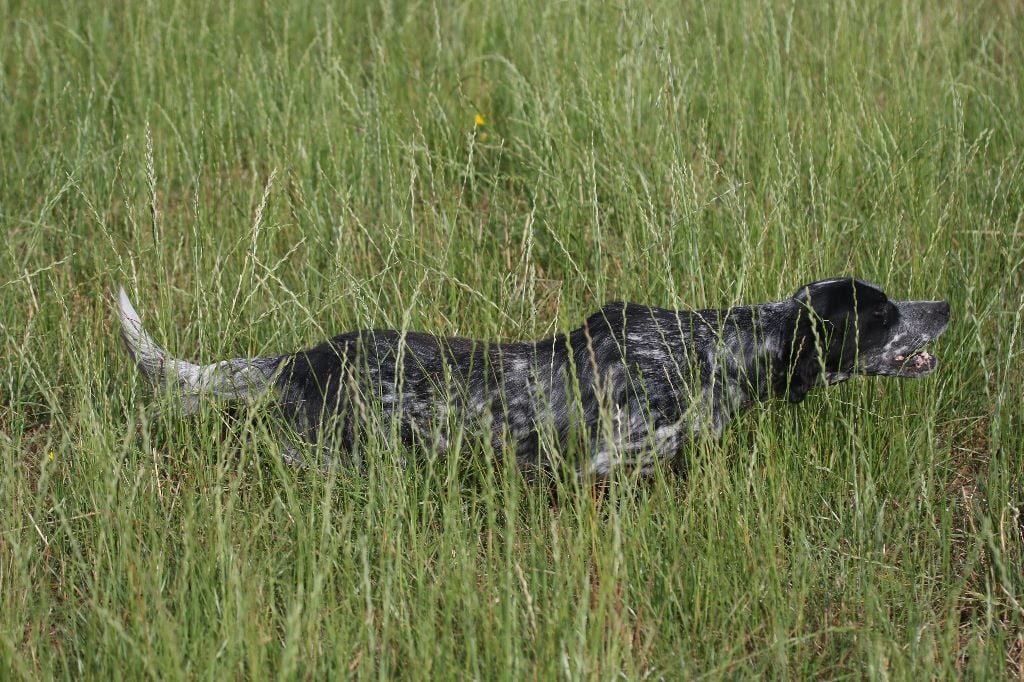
[892,347,938,377]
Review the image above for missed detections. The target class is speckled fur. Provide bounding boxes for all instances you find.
[118,278,949,477]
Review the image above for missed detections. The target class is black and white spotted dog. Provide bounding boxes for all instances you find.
[118,278,949,476]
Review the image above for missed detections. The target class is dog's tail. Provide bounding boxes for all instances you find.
[117,287,283,413]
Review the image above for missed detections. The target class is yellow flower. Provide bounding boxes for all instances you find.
[47,451,55,461]
[474,113,486,126]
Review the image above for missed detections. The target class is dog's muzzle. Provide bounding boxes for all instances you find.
[884,300,950,377]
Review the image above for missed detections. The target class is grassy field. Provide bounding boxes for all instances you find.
[2,0,1022,677]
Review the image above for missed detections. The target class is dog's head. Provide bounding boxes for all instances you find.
[780,278,950,403]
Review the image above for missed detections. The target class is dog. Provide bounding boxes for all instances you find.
[117,278,949,476]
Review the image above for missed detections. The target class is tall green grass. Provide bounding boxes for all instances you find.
[2,0,1022,677]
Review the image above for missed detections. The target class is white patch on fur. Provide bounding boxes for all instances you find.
[881,333,907,355]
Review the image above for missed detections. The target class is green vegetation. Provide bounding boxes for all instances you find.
[2,0,1021,677]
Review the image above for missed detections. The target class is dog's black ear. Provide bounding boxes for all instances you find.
[787,340,821,404]
[792,277,856,305]
[779,307,835,404]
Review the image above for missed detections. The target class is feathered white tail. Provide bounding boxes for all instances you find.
[117,287,281,412]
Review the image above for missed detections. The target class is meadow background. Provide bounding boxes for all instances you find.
[2,0,1022,677]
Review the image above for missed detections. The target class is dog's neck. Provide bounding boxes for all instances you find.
[711,299,811,406]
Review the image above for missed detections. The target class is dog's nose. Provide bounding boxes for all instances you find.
[934,301,950,320]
